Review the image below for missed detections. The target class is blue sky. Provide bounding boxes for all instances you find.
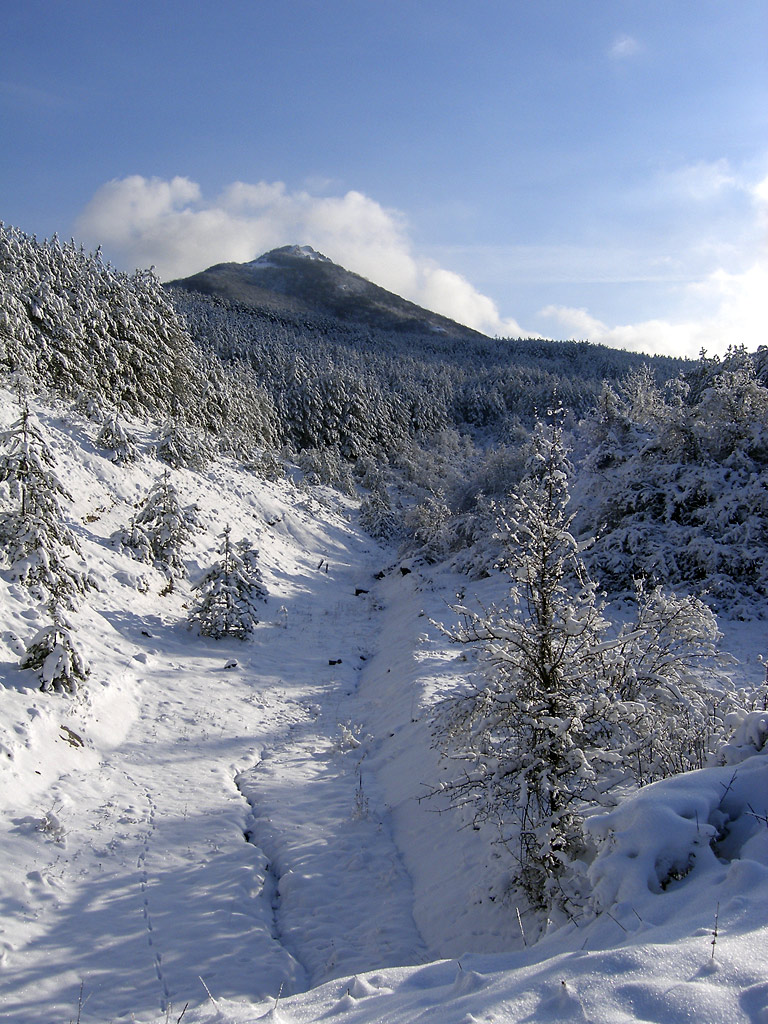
[3,0,766,356]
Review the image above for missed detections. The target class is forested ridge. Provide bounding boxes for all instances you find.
[3,221,768,618]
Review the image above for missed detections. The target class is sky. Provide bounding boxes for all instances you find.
[2,0,767,358]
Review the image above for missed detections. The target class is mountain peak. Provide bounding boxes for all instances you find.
[168,248,485,340]
[249,245,332,267]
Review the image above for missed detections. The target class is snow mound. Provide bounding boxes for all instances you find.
[588,754,768,893]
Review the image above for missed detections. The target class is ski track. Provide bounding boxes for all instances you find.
[0,482,426,1023]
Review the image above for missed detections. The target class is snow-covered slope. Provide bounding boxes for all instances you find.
[1,387,768,1024]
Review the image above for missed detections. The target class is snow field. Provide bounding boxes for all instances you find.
[1,390,768,1024]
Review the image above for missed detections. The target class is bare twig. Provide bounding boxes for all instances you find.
[199,975,219,1010]
[606,910,628,933]
[711,902,720,960]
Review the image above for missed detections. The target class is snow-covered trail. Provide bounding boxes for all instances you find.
[233,500,428,990]
[0,455,429,1024]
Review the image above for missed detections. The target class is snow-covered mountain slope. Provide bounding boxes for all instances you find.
[166,244,486,339]
[1,387,768,1024]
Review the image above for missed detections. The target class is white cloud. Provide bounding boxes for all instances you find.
[75,175,526,337]
[661,159,740,203]
[609,34,641,60]
[539,258,768,359]
[75,166,768,358]
[535,161,768,358]
[752,171,768,211]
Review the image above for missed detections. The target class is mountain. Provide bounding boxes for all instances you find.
[166,245,487,339]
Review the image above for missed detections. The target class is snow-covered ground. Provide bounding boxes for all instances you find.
[1,389,768,1024]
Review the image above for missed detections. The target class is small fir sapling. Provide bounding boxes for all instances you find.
[156,418,213,471]
[359,486,400,541]
[97,412,139,463]
[188,526,267,639]
[0,405,72,518]
[113,471,196,577]
[21,600,90,693]
[0,404,89,605]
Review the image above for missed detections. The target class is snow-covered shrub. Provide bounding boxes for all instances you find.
[614,583,733,781]
[586,754,768,913]
[717,675,768,763]
[444,495,500,578]
[577,358,768,614]
[402,491,452,563]
[719,709,768,763]
[188,526,267,639]
[451,441,528,511]
[73,391,105,423]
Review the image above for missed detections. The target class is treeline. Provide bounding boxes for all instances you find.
[0,224,277,450]
[170,286,685,453]
[5,223,768,614]
[0,222,684,461]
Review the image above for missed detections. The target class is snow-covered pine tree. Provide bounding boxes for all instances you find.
[156,418,213,471]
[113,515,153,564]
[21,602,90,694]
[359,486,400,541]
[0,406,89,605]
[434,412,625,913]
[113,472,196,590]
[0,224,200,419]
[234,536,269,605]
[188,526,266,639]
[296,446,355,493]
[97,412,139,463]
[0,406,71,519]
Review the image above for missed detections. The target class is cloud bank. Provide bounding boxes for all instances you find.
[75,176,527,338]
[538,168,768,359]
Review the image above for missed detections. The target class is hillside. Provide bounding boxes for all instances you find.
[0,387,767,1024]
[167,245,486,340]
